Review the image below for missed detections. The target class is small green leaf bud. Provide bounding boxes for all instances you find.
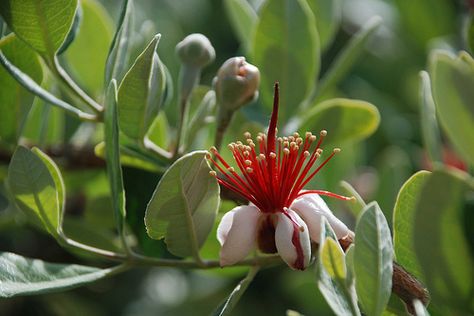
[214,57,260,111]
[176,33,215,68]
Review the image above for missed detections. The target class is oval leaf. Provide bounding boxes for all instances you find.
[144,151,220,258]
[354,202,393,316]
[252,0,319,121]
[299,98,380,146]
[0,252,116,297]
[316,218,361,316]
[0,0,78,60]
[321,237,346,280]
[118,34,166,140]
[64,0,113,96]
[0,34,43,145]
[414,169,474,313]
[429,51,474,166]
[7,147,64,237]
[105,0,134,85]
[392,170,430,282]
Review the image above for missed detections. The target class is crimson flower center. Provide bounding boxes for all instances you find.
[207,83,352,213]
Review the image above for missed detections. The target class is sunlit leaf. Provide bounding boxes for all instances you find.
[105,0,134,85]
[392,170,430,282]
[316,219,360,316]
[144,151,220,258]
[299,98,380,146]
[429,51,474,167]
[0,252,116,297]
[7,147,64,238]
[339,180,366,218]
[354,202,393,316]
[414,168,474,313]
[64,0,113,96]
[0,0,78,61]
[252,0,319,121]
[321,237,346,280]
[0,34,42,145]
[118,34,166,140]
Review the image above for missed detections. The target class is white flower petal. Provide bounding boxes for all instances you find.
[275,209,311,270]
[218,205,261,266]
[291,193,349,243]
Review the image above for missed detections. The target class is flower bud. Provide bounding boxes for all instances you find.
[214,57,260,111]
[176,33,215,68]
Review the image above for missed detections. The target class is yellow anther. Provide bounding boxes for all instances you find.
[333,148,341,153]
[269,152,276,159]
[305,132,312,138]
[210,146,217,153]
[293,132,300,138]
[310,135,317,142]
[246,167,254,173]
[259,154,266,160]
[209,171,217,177]
[245,160,252,166]
[304,151,310,157]
[228,167,235,172]
[283,148,290,155]
[320,130,327,137]
[244,131,251,139]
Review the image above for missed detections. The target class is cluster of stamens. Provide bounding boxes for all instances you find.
[207,83,352,215]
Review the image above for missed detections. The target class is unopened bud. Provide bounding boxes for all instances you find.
[214,56,260,111]
[176,33,215,68]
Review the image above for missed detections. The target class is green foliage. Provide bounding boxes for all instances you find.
[104,0,134,85]
[104,80,127,236]
[307,0,341,51]
[223,0,257,52]
[64,0,113,96]
[0,252,115,297]
[392,170,430,282]
[354,202,393,316]
[429,51,474,167]
[316,219,360,316]
[0,34,42,146]
[299,98,380,146]
[0,0,78,62]
[252,0,319,121]
[144,151,220,258]
[7,146,64,238]
[118,34,166,140]
[414,169,474,313]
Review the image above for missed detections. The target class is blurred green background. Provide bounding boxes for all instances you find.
[0,0,471,315]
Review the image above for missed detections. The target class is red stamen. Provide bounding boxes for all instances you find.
[206,83,352,214]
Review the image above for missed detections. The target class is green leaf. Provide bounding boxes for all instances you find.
[299,98,380,146]
[118,34,166,140]
[354,202,393,316]
[314,16,381,101]
[105,0,134,85]
[7,147,64,238]
[223,0,257,52]
[468,14,474,54]
[64,0,113,96]
[104,80,126,234]
[321,237,346,280]
[252,0,319,121]
[316,219,360,316]
[144,151,220,258]
[307,0,342,51]
[0,0,78,61]
[213,266,259,316]
[0,34,43,145]
[419,71,442,163]
[186,90,216,150]
[392,170,430,283]
[429,51,474,166]
[339,180,366,217]
[0,46,96,121]
[414,169,474,313]
[0,252,116,297]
